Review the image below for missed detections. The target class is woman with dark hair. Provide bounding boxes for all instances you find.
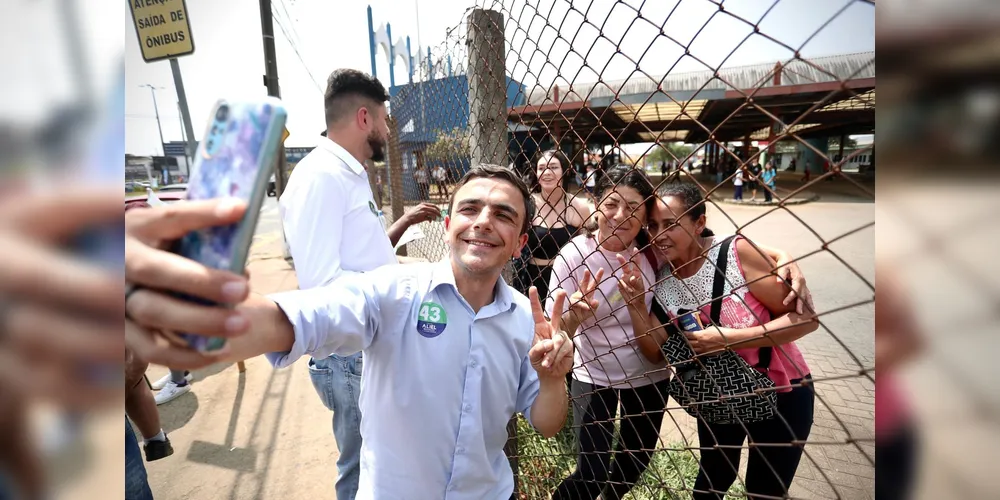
[547,165,669,500]
[631,182,818,499]
[513,149,592,300]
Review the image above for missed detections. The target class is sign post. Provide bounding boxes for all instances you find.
[170,59,197,165]
[130,0,198,169]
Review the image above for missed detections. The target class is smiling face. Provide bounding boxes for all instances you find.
[594,185,647,252]
[445,177,529,277]
[536,154,564,193]
[647,195,705,265]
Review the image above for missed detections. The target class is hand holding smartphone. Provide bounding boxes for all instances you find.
[674,308,705,381]
[173,98,287,352]
[676,309,704,333]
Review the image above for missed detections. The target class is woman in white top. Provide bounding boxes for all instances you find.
[636,183,818,499]
[733,165,744,201]
[547,165,667,500]
[584,163,597,195]
[432,165,448,198]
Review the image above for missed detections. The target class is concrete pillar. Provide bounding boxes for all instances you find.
[467,9,507,167]
[798,138,829,174]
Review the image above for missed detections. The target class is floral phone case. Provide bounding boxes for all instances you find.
[175,97,286,352]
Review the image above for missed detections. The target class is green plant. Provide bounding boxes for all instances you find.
[648,143,695,166]
[424,127,470,162]
[514,415,746,500]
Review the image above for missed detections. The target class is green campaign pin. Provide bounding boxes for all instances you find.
[416,302,448,338]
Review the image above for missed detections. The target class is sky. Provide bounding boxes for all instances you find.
[0,0,123,128]
[123,0,875,155]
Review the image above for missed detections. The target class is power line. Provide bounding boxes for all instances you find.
[272,8,322,93]
[277,0,304,49]
[270,0,323,93]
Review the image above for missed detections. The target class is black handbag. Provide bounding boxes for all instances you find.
[653,236,778,424]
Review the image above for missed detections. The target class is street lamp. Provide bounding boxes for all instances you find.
[139,84,166,156]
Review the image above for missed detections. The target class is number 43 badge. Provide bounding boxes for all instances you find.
[416,302,448,338]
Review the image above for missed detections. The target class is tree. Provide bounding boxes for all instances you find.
[828,136,858,151]
[647,142,694,165]
[424,127,470,162]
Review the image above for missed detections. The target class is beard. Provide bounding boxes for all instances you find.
[368,130,387,163]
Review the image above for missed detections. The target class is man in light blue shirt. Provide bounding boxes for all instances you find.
[125,165,574,499]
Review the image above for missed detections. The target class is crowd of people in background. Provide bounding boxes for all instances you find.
[120,68,830,500]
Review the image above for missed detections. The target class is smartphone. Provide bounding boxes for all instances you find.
[676,309,704,332]
[174,97,287,352]
[674,308,704,382]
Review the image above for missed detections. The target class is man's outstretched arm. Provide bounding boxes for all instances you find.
[125,198,382,370]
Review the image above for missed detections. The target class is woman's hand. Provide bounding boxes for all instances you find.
[683,326,739,355]
[616,251,646,308]
[773,254,813,314]
[568,267,604,322]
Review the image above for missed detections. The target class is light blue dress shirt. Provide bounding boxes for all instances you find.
[267,260,541,500]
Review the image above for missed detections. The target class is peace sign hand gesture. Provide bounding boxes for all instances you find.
[616,250,646,307]
[568,268,605,324]
[528,287,574,379]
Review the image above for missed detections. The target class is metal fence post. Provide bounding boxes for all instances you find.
[387,115,407,257]
[467,8,507,167]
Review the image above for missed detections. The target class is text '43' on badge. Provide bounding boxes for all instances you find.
[416,302,447,338]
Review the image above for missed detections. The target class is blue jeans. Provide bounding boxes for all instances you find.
[308,353,363,500]
[125,419,154,500]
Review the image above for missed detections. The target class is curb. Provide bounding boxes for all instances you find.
[711,192,820,206]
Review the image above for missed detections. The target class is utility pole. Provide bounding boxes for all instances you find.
[170,59,198,169]
[258,0,287,198]
[139,84,166,155]
[258,0,292,264]
[177,102,187,163]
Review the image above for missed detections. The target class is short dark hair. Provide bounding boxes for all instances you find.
[324,69,389,126]
[448,164,536,236]
[524,149,573,193]
[658,182,706,221]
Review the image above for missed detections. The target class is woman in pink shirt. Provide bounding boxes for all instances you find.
[874,269,922,500]
[636,183,819,499]
[546,165,668,500]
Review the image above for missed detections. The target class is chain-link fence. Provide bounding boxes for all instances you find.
[381,1,875,498]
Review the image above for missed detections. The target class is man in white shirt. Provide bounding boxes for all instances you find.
[125,165,575,499]
[433,165,449,199]
[414,163,430,200]
[278,69,439,500]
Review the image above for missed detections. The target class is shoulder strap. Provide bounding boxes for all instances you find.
[650,296,671,325]
[650,297,679,339]
[709,235,772,370]
[709,236,735,326]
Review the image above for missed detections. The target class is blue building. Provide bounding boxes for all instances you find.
[389,75,531,201]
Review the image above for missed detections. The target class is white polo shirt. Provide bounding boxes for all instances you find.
[279,137,396,288]
[266,260,542,499]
